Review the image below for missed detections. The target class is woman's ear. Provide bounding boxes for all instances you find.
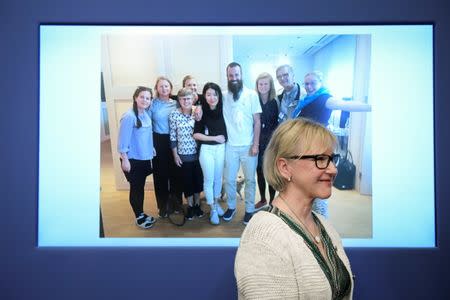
[276,158,291,182]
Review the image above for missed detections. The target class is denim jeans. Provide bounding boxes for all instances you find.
[224,144,258,213]
[199,143,225,205]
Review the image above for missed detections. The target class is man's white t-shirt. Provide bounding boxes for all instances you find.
[223,86,262,146]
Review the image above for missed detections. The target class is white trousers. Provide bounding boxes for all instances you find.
[199,143,225,205]
[224,144,258,213]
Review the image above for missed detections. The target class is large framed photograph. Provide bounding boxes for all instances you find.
[39,25,434,247]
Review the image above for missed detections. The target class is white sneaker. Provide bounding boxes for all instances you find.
[210,209,220,225]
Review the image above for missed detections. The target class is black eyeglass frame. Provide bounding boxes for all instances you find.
[286,153,340,170]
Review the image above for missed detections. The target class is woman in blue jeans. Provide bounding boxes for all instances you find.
[193,82,228,225]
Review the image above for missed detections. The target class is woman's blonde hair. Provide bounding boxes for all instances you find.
[182,75,195,87]
[304,70,324,82]
[154,76,173,98]
[255,72,277,100]
[263,118,337,192]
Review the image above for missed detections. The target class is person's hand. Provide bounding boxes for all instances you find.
[215,135,226,144]
[174,154,183,167]
[194,105,203,121]
[121,158,131,172]
[249,144,259,156]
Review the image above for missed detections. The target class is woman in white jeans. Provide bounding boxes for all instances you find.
[193,82,228,225]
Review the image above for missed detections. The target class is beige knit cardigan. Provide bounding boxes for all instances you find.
[235,211,354,299]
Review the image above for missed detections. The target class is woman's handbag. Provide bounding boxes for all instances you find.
[333,151,356,190]
[166,195,186,226]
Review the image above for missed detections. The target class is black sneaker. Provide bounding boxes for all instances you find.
[243,212,253,225]
[194,204,204,218]
[186,206,194,220]
[222,208,236,222]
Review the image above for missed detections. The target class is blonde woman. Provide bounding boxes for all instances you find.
[151,76,183,217]
[254,73,279,211]
[235,118,353,299]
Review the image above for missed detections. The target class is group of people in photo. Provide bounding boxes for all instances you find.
[117,61,370,229]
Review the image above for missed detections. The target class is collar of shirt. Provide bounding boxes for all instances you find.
[283,83,299,104]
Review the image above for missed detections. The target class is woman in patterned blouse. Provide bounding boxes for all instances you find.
[169,88,204,220]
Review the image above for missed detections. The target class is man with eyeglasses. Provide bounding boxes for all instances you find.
[275,64,307,123]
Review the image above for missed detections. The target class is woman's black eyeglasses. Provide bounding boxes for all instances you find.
[286,154,340,170]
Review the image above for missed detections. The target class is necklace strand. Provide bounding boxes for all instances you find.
[278,194,322,244]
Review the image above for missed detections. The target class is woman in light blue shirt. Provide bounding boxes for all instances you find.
[151,76,183,217]
[118,86,156,229]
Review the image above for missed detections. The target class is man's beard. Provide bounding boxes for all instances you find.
[228,79,243,101]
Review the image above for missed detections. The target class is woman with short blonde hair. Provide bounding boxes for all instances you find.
[169,87,204,220]
[235,118,353,299]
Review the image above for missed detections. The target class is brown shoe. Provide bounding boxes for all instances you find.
[255,199,267,211]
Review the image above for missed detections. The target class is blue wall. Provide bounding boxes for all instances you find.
[313,35,357,99]
[1,0,449,299]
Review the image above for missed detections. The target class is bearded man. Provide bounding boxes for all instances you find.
[221,62,262,225]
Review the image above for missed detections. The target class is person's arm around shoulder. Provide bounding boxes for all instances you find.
[326,97,371,112]
[193,105,203,121]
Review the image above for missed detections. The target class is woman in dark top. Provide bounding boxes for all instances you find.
[193,82,227,225]
[254,73,279,211]
[291,71,333,124]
